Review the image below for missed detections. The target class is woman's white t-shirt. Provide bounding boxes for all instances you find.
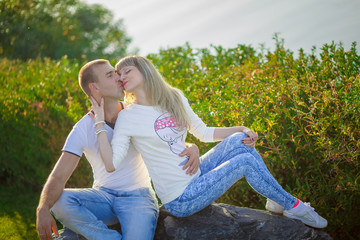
[111,95,215,203]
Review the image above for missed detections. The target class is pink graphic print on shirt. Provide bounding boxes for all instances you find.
[154,113,188,166]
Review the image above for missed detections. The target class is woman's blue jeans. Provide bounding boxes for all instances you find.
[164,132,297,217]
[51,187,158,240]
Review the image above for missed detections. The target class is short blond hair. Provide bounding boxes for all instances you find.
[78,59,109,96]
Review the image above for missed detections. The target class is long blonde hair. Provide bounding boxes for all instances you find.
[115,56,190,129]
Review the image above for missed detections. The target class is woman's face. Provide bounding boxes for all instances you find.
[118,65,145,93]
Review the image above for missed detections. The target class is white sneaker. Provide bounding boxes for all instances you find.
[284,202,328,228]
[265,199,284,214]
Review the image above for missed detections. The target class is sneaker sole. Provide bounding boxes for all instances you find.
[266,200,284,215]
[284,212,328,228]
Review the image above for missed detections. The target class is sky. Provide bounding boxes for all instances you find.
[83,0,360,56]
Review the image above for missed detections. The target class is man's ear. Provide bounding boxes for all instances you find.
[89,82,99,93]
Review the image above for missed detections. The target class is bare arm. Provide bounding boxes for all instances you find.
[96,123,115,172]
[89,97,115,172]
[214,126,258,147]
[179,143,200,176]
[36,152,80,240]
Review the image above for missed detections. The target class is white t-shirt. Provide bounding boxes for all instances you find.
[111,95,215,203]
[62,113,151,191]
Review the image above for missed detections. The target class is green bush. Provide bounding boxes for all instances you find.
[0,56,92,189]
[1,38,359,239]
[148,39,360,239]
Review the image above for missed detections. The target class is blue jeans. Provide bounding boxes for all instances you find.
[51,187,159,240]
[164,132,297,217]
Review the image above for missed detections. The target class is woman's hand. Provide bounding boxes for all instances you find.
[242,127,258,148]
[89,96,105,123]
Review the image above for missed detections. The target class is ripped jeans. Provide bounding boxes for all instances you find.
[164,132,297,217]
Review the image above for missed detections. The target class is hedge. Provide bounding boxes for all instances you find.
[1,38,359,239]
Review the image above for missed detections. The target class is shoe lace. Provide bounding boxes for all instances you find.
[304,202,314,211]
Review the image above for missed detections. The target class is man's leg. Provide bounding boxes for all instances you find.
[109,187,159,240]
[51,188,122,240]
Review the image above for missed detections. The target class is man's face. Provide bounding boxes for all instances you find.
[93,63,124,99]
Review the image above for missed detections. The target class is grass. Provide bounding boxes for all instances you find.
[0,185,40,239]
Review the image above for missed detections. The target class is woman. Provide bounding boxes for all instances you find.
[91,56,327,229]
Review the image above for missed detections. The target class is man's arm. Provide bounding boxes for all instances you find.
[36,152,80,240]
[179,143,200,176]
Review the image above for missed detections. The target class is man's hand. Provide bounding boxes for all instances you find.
[180,143,200,175]
[35,152,79,239]
[36,207,59,240]
[242,127,258,148]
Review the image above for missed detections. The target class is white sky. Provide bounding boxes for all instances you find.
[84,0,360,56]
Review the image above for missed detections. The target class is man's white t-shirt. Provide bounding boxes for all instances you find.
[62,113,151,191]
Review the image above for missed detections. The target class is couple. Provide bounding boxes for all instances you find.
[36,56,327,240]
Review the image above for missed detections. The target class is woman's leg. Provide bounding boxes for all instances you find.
[201,132,294,207]
[164,132,297,217]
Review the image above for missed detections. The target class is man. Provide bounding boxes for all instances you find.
[36,59,200,240]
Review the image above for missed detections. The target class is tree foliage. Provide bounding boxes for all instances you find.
[0,0,132,60]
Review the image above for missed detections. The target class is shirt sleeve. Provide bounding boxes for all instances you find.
[111,111,131,169]
[62,122,86,157]
[182,94,215,142]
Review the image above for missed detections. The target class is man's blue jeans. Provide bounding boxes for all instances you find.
[164,132,297,217]
[51,187,158,240]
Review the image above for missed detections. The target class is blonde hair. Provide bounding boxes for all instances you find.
[115,56,190,128]
[78,59,109,96]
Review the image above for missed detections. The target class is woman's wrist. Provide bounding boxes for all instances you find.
[237,126,247,132]
[95,127,107,136]
[94,120,105,131]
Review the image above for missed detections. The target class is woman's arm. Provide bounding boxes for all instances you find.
[213,126,258,148]
[90,97,116,172]
[213,126,245,141]
[96,123,116,172]
[181,95,215,142]
[181,95,258,147]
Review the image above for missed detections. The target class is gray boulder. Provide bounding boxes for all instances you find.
[154,203,332,240]
[53,203,332,239]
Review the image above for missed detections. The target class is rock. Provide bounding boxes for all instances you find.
[52,227,87,240]
[154,203,332,240]
[53,203,332,240]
